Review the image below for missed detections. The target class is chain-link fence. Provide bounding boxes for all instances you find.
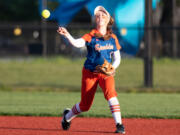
[0,22,179,58]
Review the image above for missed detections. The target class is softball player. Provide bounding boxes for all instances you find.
[57,6,125,134]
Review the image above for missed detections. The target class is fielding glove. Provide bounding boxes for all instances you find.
[95,59,115,76]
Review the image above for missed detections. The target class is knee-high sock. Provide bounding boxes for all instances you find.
[65,103,81,122]
[108,97,122,124]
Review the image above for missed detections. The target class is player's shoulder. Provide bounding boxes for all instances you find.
[82,29,98,42]
[111,33,121,50]
[111,33,118,40]
[89,29,99,36]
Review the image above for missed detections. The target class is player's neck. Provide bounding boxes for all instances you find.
[97,26,107,36]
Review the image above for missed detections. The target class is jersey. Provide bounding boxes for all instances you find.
[82,29,121,72]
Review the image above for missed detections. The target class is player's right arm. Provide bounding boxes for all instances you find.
[57,27,85,48]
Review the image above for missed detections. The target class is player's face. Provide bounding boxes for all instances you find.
[95,11,109,27]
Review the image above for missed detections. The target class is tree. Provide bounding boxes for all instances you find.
[0,0,41,22]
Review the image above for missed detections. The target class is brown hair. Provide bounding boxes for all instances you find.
[104,16,114,40]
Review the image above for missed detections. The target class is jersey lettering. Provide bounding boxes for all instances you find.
[95,44,114,51]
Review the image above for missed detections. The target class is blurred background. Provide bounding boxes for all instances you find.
[0,0,180,91]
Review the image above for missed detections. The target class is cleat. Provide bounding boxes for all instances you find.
[115,123,125,134]
[61,108,71,130]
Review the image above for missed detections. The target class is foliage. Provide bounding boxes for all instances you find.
[0,0,40,21]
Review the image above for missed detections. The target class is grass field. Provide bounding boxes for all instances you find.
[0,57,180,119]
[0,56,180,91]
[0,90,180,119]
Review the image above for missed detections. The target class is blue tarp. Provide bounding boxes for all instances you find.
[38,0,160,55]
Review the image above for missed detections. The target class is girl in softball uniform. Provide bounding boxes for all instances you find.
[57,6,125,134]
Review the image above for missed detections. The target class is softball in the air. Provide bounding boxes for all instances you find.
[42,9,50,19]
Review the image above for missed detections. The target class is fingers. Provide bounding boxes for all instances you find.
[57,27,67,35]
[57,27,63,34]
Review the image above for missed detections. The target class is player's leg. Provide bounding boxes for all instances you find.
[62,68,98,130]
[61,102,82,130]
[64,77,98,122]
[64,103,81,122]
[66,68,98,118]
[108,97,125,134]
[108,97,122,124]
[99,75,125,134]
[79,68,99,112]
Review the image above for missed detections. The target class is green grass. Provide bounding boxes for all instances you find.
[154,58,180,88]
[0,90,180,119]
[0,56,180,91]
[0,57,83,90]
[1,57,180,118]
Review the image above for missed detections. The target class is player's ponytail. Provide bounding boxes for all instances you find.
[104,16,114,40]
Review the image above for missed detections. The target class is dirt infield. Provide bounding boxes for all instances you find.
[0,116,180,135]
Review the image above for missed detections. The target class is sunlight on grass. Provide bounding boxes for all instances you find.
[0,57,180,90]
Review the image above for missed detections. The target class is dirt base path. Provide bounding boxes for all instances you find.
[0,116,179,135]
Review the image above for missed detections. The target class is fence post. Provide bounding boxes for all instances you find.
[144,0,153,87]
[172,0,177,58]
[41,0,47,57]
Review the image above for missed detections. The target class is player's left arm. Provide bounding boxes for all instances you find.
[112,50,121,69]
[111,34,121,69]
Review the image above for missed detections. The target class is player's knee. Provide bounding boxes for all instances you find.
[104,92,117,101]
